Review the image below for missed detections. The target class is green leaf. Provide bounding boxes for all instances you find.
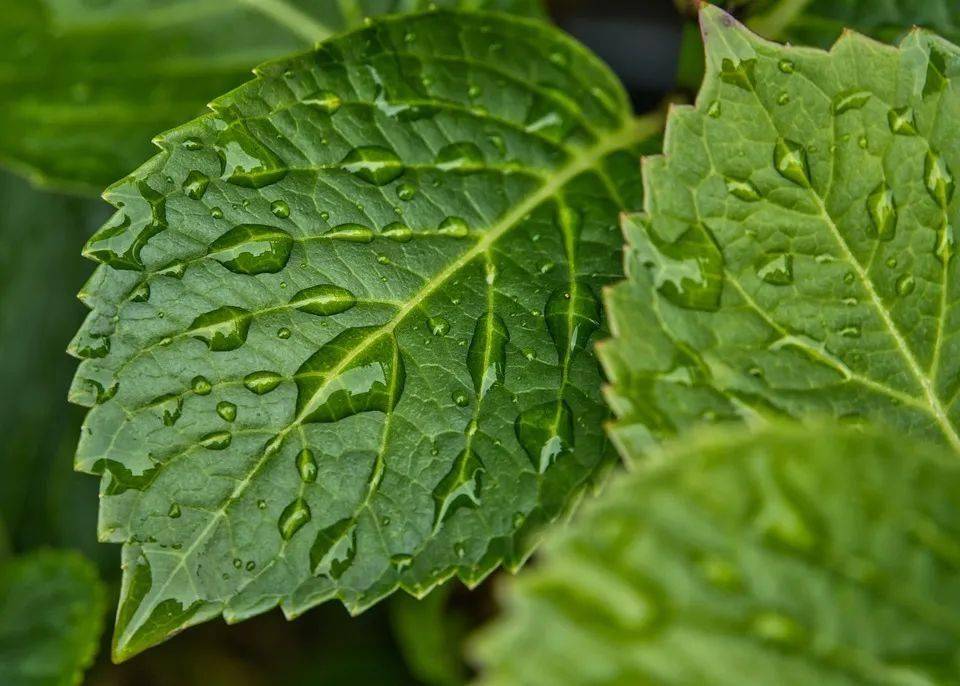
[0,0,545,194]
[601,6,960,456]
[71,10,657,659]
[0,550,106,686]
[390,583,468,686]
[474,421,960,685]
[746,0,960,48]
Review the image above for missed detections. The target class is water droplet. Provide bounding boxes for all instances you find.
[303,89,342,114]
[131,283,151,302]
[325,223,374,243]
[777,59,795,74]
[294,328,404,423]
[638,224,724,312]
[342,146,404,185]
[757,253,794,285]
[515,401,573,474]
[200,430,232,450]
[777,92,790,105]
[278,498,311,540]
[467,311,509,398]
[937,223,955,264]
[432,449,484,528]
[544,281,600,363]
[428,316,450,336]
[245,560,255,571]
[75,334,110,359]
[924,150,954,208]
[216,401,237,422]
[192,376,212,395]
[244,370,283,395]
[726,178,761,202]
[208,224,293,275]
[452,390,470,407]
[774,138,810,186]
[211,207,224,219]
[896,273,916,297]
[866,182,897,240]
[310,518,356,578]
[233,558,242,569]
[436,142,484,171]
[182,138,203,151]
[216,123,287,188]
[391,553,414,569]
[382,222,412,242]
[152,393,183,426]
[832,90,871,115]
[182,171,209,200]
[438,217,470,238]
[839,325,861,338]
[257,499,267,510]
[887,106,917,135]
[289,284,357,316]
[84,181,167,271]
[189,306,252,351]
[396,183,417,201]
[707,101,721,118]
[296,448,317,483]
[719,57,756,90]
[168,503,181,518]
[270,199,290,218]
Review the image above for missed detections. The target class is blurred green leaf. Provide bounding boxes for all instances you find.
[0,0,544,194]
[0,550,106,686]
[391,583,468,686]
[70,9,656,660]
[474,421,960,685]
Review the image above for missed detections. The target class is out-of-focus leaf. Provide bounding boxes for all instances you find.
[601,6,960,456]
[474,421,960,685]
[70,9,657,659]
[0,550,106,686]
[0,0,545,194]
[391,583,468,686]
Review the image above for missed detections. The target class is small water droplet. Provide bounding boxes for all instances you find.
[289,284,357,316]
[325,223,374,243]
[438,217,470,238]
[182,138,203,151]
[466,311,509,398]
[342,146,404,185]
[211,207,224,219]
[396,182,417,201]
[131,283,150,302]
[244,370,283,395]
[428,316,450,336]
[719,57,756,90]
[896,274,916,296]
[544,281,600,362]
[152,393,183,426]
[270,199,290,218]
[777,92,790,105]
[182,171,209,200]
[216,401,237,422]
[296,448,318,483]
[278,498,311,540]
[452,390,470,407]
[778,59,795,74]
[168,503,181,518]
[726,178,761,202]
[277,327,291,339]
[310,518,356,578]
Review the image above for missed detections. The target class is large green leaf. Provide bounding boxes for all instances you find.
[601,6,960,456]
[70,9,656,659]
[1,0,544,194]
[746,0,960,47]
[0,550,105,686]
[474,421,960,685]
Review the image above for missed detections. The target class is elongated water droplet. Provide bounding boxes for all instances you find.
[200,430,232,450]
[432,449,484,528]
[937,223,955,264]
[896,273,916,296]
[216,124,287,188]
[383,222,413,242]
[544,281,600,363]
[244,370,283,395]
[436,142,484,171]
[152,393,183,426]
[189,306,251,352]
[515,401,573,474]
[342,146,404,185]
[192,376,212,395]
[832,90,871,115]
[296,448,317,483]
[310,518,356,578]
[216,401,237,422]
[325,224,374,243]
[208,224,293,275]
[278,498,311,540]
[295,328,404,423]
[866,183,897,240]
[774,138,810,186]
[726,178,761,202]
[289,284,357,316]
[182,171,209,200]
[887,107,917,135]
[924,150,954,208]
[303,89,342,114]
[467,312,509,398]
[438,217,470,238]
[757,253,794,285]
[427,316,450,336]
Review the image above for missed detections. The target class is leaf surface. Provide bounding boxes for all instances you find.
[0,0,544,193]
[70,10,656,659]
[474,421,960,685]
[0,551,105,686]
[601,6,960,456]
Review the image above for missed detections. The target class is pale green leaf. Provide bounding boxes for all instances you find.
[0,550,106,686]
[0,0,544,194]
[70,10,657,659]
[600,6,960,456]
[474,421,960,685]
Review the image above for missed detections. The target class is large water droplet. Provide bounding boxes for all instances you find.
[303,89,342,114]
[515,401,574,474]
[544,281,600,363]
[832,90,871,115]
[773,138,810,186]
[244,370,283,395]
[887,107,917,135]
[757,253,794,285]
[152,393,183,426]
[208,225,293,275]
[719,57,756,90]
[192,376,212,395]
[216,401,237,422]
[289,284,357,316]
[188,306,252,351]
[436,142,484,171]
[467,311,509,398]
[866,183,897,240]
[278,498,311,540]
[200,430,232,450]
[182,171,209,200]
[294,328,404,423]
[924,150,955,209]
[432,449,484,528]
[296,448,318,483]
[216,124,287,188]
[310,518,356,578]
[342,146,404,185]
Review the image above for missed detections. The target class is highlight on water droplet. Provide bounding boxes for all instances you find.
[289,284,357,316]
[188,306,252,351]
[278,498,311,540]
[341,146,404,185]
[432,449,484,528]
[467,311,509,398]
[515,401,574,474]
[244,370,283,395]
[296,448,318,483]
[208,224,293,275]
[866,182,897,240]
[773,138,810,186]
